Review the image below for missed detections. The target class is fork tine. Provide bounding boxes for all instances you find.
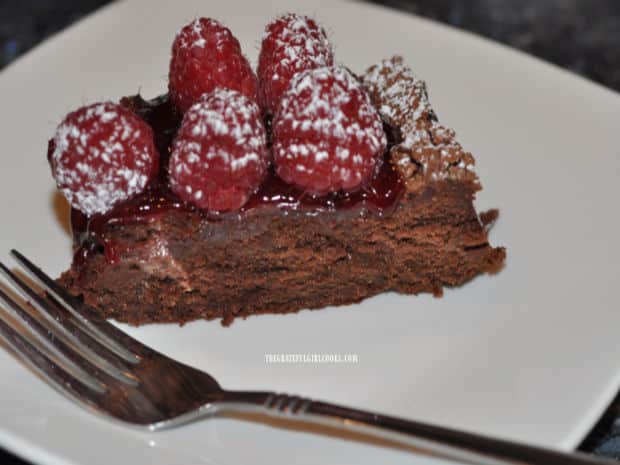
[10,250,145,362]
[0,306,106,397]
[0,261,141,375]
[0,284,138,386]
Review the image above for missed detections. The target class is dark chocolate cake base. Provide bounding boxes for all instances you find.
[56,57,506,326]
[58,179,505,326]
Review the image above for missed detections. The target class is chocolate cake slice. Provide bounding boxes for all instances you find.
[56,56,505,326]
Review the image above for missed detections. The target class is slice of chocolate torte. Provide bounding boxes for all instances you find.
[49,16,504,326]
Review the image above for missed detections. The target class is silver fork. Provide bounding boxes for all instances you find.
[0,250,612,465]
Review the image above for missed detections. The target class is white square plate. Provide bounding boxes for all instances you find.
[1,0,620,464]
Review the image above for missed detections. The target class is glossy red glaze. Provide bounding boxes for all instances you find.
[68,94,405,265]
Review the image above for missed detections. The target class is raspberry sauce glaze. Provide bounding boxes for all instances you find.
[67,94,405,264]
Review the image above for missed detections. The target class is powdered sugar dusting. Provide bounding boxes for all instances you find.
[169,17,258,113]
[176,18,228,50]
[272,66,386,194]
[363,56,478,189]
[266,14,333,81]
[169,89,268,211]
[364,56,431,131]
[51,102,157,216]
[258,13,334,114]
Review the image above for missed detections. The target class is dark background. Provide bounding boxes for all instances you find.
[2,0,619,92]
[1,0,619,464]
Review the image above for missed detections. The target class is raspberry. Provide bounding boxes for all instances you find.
[169,89,268,212]
[168,18,258,113]
[272,67,387,195]
[258,13,334,115]
[49,102,158,216]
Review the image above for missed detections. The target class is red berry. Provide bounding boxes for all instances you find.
[49,102,158,216]
[272,67,386,195]
[258,13,334,115]
[168,18,258,113]
[169,89,268,212]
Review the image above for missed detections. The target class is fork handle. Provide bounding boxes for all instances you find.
[218,391,610,465]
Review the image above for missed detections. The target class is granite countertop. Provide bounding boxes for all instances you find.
[1,1,619,464]
[2,0,619,91]
[373,0,620,93]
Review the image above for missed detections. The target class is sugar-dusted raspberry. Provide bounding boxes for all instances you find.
[169,89,268,212]
[49,102,158,216]
[168,18,258,113]
[258,13,334,115]
[272,66,386,195]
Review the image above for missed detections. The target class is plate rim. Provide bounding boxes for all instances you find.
[1,0,620,464]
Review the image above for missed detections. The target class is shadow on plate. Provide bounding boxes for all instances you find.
[218,410,449,461]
